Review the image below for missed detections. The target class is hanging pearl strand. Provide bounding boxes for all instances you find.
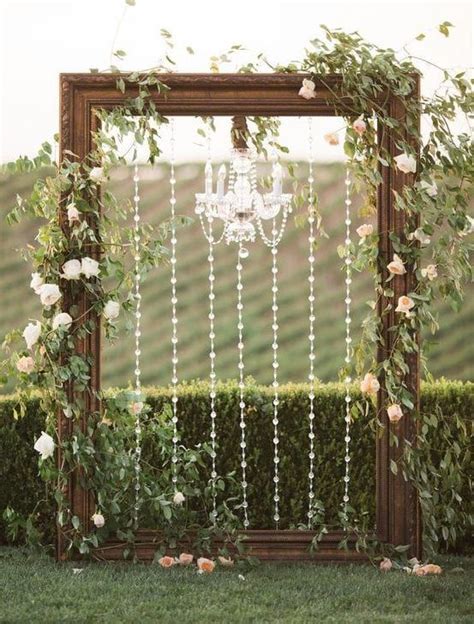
[343,167,353,517]
[307,117,316,525]
[236,242,249,528]
[132,162,142,530]
[169,119,179,490]
[271,218,281,527]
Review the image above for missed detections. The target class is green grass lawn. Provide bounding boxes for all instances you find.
[0,548,472,623]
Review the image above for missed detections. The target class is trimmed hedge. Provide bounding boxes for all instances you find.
[0,380,472,548]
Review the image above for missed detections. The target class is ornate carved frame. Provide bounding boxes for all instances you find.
[58,72,421,562]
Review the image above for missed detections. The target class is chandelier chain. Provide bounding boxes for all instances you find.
[343,167,353,517]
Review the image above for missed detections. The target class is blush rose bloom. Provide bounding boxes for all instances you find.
[130,401,143,415]
[298,79,316,100]
[67,203,80,224]
[414,564,442,576]
[173,491,185,505]
[394,153,416,174]
[178,553,194,566]
[421,264,438,281]
[387,254,406,275]
[387,404,403,423]
[34,431,55,459]
[324,132,339,146]
[158,556,176,568]
[103,300,120,321]
[53,312,73,330]
[395,295,415,317]
[379,557,392,572]
[81,257,100,279]
[408,228,431,245]
[23,321,41,349]
[91,512,105,528]
[61,259,82,281]
[360,372,380,395]
[38,284,62,306]
[17,355,35,374]
[218,556,234,567]
[30,272,44,294]
[352,116,366,135]
[197,557,215,573]
[356,223,373,238]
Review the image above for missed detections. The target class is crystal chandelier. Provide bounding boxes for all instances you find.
[195,118,292,247]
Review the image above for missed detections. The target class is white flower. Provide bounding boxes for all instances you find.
[38,284,62,306]
[356,223,373,238]
[420,180,437,197]
[22,321,41,349]
[387,404,403,423]
[72,568,83,575]
[34,431,55,459]
[173,491,185,505]
[103,300,120,321]
[387,254,406,276]
[53,312,73,330]
[238,574,246,581]
[421,264,438,281]
[30,272,44,295]
[380,557,392,572]
[408,228,431,246]
[352,116,366,136]
[61,259,82,281]
[395,295,415,317]
[360,372,380,395]
[298,78,316,100]
[394,153,416,174]
[16,355,35,374]
[130,401,143,415]
[67,203,80,225]
[89,167,105,183]
[91,512,105,528]
[324,132,339,146]
[81,257,100,279]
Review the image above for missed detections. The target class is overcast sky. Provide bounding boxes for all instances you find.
[0,0,472,163]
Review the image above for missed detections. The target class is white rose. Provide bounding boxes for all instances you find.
[16,355,35,374]
[38,284,62,306]
[89,167,105,183]
[298,78,316,100]
[61,259,82,281]
[356,223,373,238]
[420,180,437,197]
[53,312,73,330]
[91,512,105,528]
[360,372,380,395]
[387,254,406,276]
[30,272,44,295]
[394,153,416,174]
[81,257,100,279]
[395,295,415,317]
[387,404,403,423]
[103,300,120,321]
[421,264,438,281]
[173,491,185,505]
[34,431,55,459]
[67,203,80,224]
[408,228,431,246]
[22,321,41,349]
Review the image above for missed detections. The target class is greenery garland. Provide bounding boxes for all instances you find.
[1,22,472,560]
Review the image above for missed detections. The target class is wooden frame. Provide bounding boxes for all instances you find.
[58,72,422,562]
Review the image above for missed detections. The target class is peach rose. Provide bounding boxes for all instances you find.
[130,401,143,415]
[197,557,215,573]
[352,116,366,135]
[218,556,234,567]
[324,132,339,146]
[414,564,442,576]
[395,295,415,317]
[16,355,35,374]
[360,372,380,395]
[158,556,176,568]
[387,404,403,423]
[421,265,437,281]
[379,557,392,572]
[356,223,373,238]
[298,79,316,100]
[387,254,406,275]
[178,553,194,566]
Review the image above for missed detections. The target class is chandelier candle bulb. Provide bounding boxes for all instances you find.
[217,164,226,200]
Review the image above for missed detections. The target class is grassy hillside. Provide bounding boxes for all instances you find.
[0,163,472,392]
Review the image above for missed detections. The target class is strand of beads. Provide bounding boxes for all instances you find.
[132,162,143,530]
[169,119,179,491]
[342,167,353,518]
[207,216,218,525]
[270,219,281,527]
[307,117,316,525]
[236,242,249,528]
